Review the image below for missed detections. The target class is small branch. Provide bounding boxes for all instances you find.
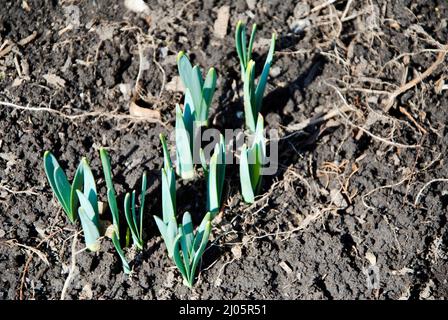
[0,101,164,125]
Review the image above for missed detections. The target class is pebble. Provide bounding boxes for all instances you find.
[294,3,310,18]
[246,0,256,10]
[0,229,5,238]
[269,66,281,78]
[289,19,311,34]
[330,189,348,208]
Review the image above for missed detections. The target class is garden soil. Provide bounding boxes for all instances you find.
[0,0,447,299]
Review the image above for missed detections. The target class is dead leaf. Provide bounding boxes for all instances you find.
[129,101,161,120]
[165,76,184,92]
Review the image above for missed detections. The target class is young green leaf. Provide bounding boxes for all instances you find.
[175,103,195,180]
[99,148,120,236]
[111,230,131,274]
[160,134,176,222]
[81,158,99,218]
[177,51,217,126]
[123,172,147,250]
[43,151,82,223]
[254,33,276,112]
[99,147,131,272]
[202,135,226,218]
[139,172,147,241]
[76,190,100,252]
[239,114,266,203]
[235,21,276,132]
[243,60,257,132]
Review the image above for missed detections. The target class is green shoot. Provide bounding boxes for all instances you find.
[200,134,226,218]
[99,148,120,237]
[99,147,130,274]
[154,133,177,258]
[124,172,147,250]
[43,152,101,251]
[177,51,217,127]
[43,151,84,223]
[235,21,257,81]
[235,20,276,132]
[175,94,195,180]
[111,230,131,274]
[172,212,212,288]
[76,190,100,252]
[239,114,266,203]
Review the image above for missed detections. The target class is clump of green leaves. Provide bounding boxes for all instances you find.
[200,134,226,218]
[239,114,266,203]
[235,21,257,81]
[235,20,276,132]
[172,212,212,288]
[43,151,83,223]
[177,51,217,127]
[99,148,131,274]
[44,152,101,251]
[154,135,212,287]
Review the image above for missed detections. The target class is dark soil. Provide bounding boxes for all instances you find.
[1,0,447,300]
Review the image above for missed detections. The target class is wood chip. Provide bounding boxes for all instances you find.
[18,31,37,46]
[279,261,293,274]
[129,101,161,120]
[213,6,230,39]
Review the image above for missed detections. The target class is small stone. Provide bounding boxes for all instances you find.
[365,251,377,266]
[0,229,5,238]
[159,47,168,58]
[289,19,311,34]
[231,245,242,259]
[163,271,175,288]
[294,3,310,18]
[246,0,256,10]
[330,189,348,208]
[80,283,93,300]
[269,66,281,78]
[213,6,230,39]
[124,0,150,14]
